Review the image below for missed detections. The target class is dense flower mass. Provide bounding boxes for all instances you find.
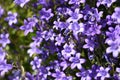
[0,0,120,80]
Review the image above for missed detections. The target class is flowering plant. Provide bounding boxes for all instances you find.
[0,0,120,80]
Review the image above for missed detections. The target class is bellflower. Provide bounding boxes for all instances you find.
[76,69,91,80]
[0,47,6,61]
[0,60,12,76]
[83,38,97,51]
[41,29,55,41]
[0,33,10,47]
[55,34,65,46]
[38,66,51,80]
[14,0,30,7]
[39,8,54,21]
[111,7,120,23]
[20,17,38,36]
[60,60,69,71]
[68,0,85,4]
[30,57,42,70]
[67,8,83,22]
[53,21,69,30]
[27,42,41,57]
[83,8,103,24]
[69,53,85,69]
[106,25,120,57]
[97,0,116,7]
[84,24,102,36]
[61,43,76,59]
[106,42,120,57]
[96,67,110,80]
[52,69,66,80]
[0,6,4,17]
[5,11,17,26]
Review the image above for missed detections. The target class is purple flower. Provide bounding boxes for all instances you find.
[83,8,103,24]
[0,60,12,76]
[0,47,6,61]
[106,42,120,57]
[0,33,10,47]
[14,0,30,7]
[105,25,120,57]
[25,72,34,80]
[55,34,65,46]
[83,38,96,51]
[112,7,120,23]
[30,57,42,70]
[41,29,55,41]
[68,22,84,33]
[61,43,76,59]
[97,0,116,7]
[20,17,38,36]
[68,0,85,4]
[84,24,102,36]
[27,42,42,57]
[5,11,17,26]
[39,8,54,21]
[60,60,69,71]
[38,66,51,80]
[68,22,84,40]
[76,69,91,80]
[52,69,72,80]
[67,8,83,22]
[52,69,66,80]
[38,0,47,5]
[58,76,72,80]
[0,6,4,17]
[96,67,110,80]
[69,53,85,69]
[53,21,69,30]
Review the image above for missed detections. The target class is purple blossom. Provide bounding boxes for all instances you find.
[83,8,103,24]
[68,0,85,4]
[52,69,72,80]
[0,60,12,76]
[96,67,110,80]
[41,29,55,41]
[5,11,17,26]
[38,66,51,80]
[60,60,69,71]
[61,43,76,59]
[53,21,69,30]
[0,6,4,17]
[55,34,65,46]
[112,7,120,23]
[68,22,84,40]
[27,42,42,57]
[39,8,54,21]
[14,0,30,7]
[97,0,116,7]
[20,17,38,36]
[25,72,34,80]
[30,57,42,70]
[52,69,66,80]
[69,53,85,69]
[76,69,91,80]
[106,42,120,57]
[68,22,84,33]
[83,38,97,51]
[84,24,102,36]
[0,47,6,61]
[0,33,10,47]
[67,8,83,22]
[106,25,120,57]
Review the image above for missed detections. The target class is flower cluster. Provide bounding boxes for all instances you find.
[0,0,120,80]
